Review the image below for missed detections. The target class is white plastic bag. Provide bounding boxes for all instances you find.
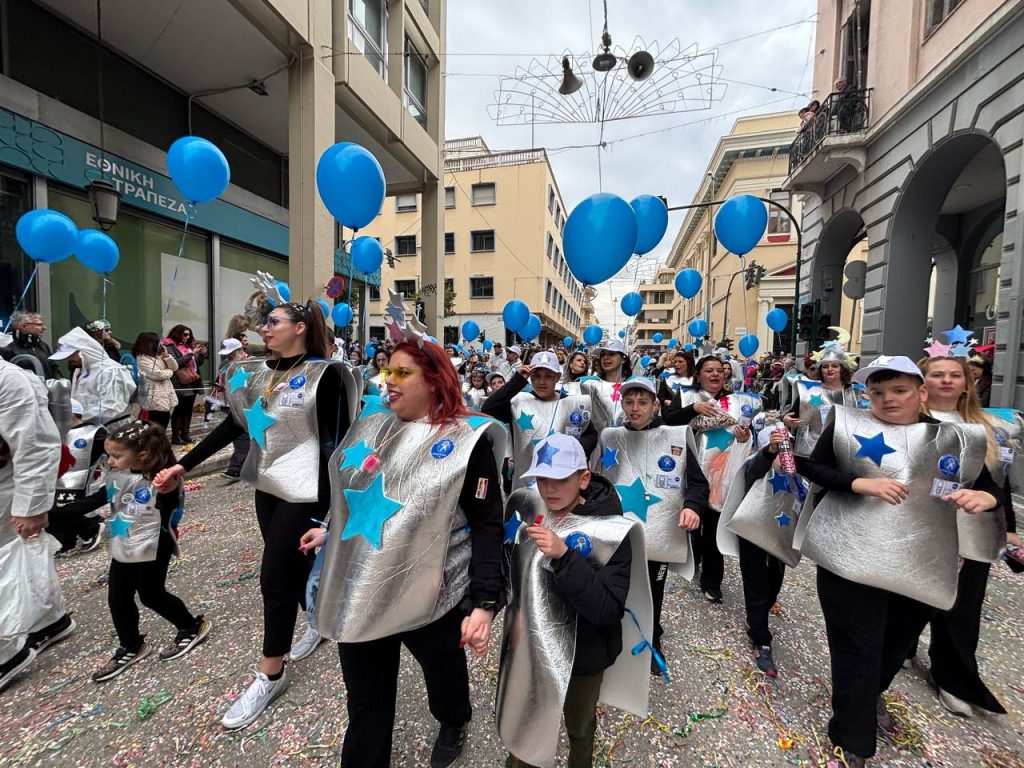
[0,534,66,664]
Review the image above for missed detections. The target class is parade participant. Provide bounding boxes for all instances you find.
[47,398,106,554]
[49,327,135,427]
[564,350,590,382]
[482,350,597,490]
[597,376,708,673]
[796,356,1002,767]
[968,353,992,406]
[496,434,652,768]
[495,344,522,381]
[580,339,632,441]
[555,347,568,373]
[85,319,122,362]
[0,312,59,378]
[487,371,506,394]
[462,365,489,409]
[93,421,210,682]
[783,337,866,456]
[303,290,505,768]
[363,348,389,395]
[657,350,694,406]
[209,338,250,481]
[162,325,207,445]
[155,280,359,730]
[133,332,178,431]
[662,355,759,603]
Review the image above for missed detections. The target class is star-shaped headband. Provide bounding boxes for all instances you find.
[810,337,857,369]
[923,325,978,359]
[384,288,429,348]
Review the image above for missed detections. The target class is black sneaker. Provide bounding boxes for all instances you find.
[430,722,468,768]
[159,617,212,661]
[26,613,75,655]
[0,646,37,693]
[876,696,896,738]
[221,470,240,481]
[92,642,152,683]
[702,586,723,604]
[650,640,665,676]
[753,645,777,678]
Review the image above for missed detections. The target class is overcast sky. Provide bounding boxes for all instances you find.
[445,0,817,334]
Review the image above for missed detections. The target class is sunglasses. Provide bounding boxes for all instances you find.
[263,316,295,328]
[379,366,421,383]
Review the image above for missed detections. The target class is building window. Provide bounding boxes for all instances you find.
[445,186,456,208]
[767,190,792,235]
[547,185,555,214]
[395,235,417,256]
[394,279,417,298]
[470,230,495,252]
[927,0,963,33]
[404,37,428,126]
[444,232,455,254]
[470,277,494,298]
[546,232,554,259]
[395,193,417,213]
[545,279,553,304]
[471,182,496,206]
[348,0,387,79]
[369,285,381,300]
[369,325,386,340]
[445,278,454,294]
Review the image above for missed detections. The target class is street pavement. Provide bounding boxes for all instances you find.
[1,470,1023,767]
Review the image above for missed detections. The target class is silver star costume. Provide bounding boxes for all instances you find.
[225,358,361,504]
[495,510,652,768]
[105,470,173,564]
[55,424,107,500]
[599,425,698,578]
[510,393,592,490]
[794,382,868,456]
[580,377,625,435]
[797,406,988,610]
[987,407,1024,528]
[312,409,507,643]
[720,459,807,568]
[663,373,693,398]
[462,383,489,411]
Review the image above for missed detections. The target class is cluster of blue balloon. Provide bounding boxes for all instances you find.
[462,320,480,342]
[501,300,541,341]
[15,209,120,276]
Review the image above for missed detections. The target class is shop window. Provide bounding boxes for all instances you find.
[471,230,495,252]
[472,183,496,206]
[470,277,494,298]
[219,240,288,347]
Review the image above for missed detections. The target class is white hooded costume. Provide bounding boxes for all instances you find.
[51,328,135,426]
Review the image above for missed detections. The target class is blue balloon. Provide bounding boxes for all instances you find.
[15,209,77,263]
[502,300,530,332]
[738,334,760,358]
[351,236,384,274]
[766,307,788,333]
[276,281,291,303]
[667,338,678,350]
[620,292,643,317]
[74,229,119,273]
[583,324,603,346]
[563,193,638,285]
[332,302,354,327]
[483,339,494,350]
[684,343,695,351]
[618,330,626,339]
[714,194,768,256]
[315,299,330,319]
[630,195,669,255]
[365,344,376,358]
[462,320,480,341]
[167,136,230,203]
[640,355,652,368]
[563,336,573,347]
[688,319,708,338]
[316,142,386,229]
[521,314,542,341]
[674,268,702,299]
[652,332,664,344]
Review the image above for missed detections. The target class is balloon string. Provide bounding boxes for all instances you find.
[163,203,197,322]
[3,264,39,333]
[347,228,356,345]
[740,255,751,347]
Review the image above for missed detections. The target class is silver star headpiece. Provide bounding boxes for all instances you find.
[383,289,428,348]
[242,271,291,332]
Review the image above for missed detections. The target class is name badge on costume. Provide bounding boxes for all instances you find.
[931,478,963,497]
[932,453,962,497]
[475,478,489,499]
[655,474,682,490]
[278,390,305,408]
[565,426,583,437]
[999,446,1015,464]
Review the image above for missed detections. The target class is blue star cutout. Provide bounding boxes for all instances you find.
[514,412,535,431]
[942,325,973,345]
[768,471,792,495]
[950,345,971,358]
[358,395,392,420]
[385,302,406,323]
[504,514,523,544]
[776,512,792,527]
[577,375,600,383]
[341,473,403,550]
[106,482,119,503]
[807,392,824,407]
[615,478,661,522]
[108,515,134,538]
[802,380,822,389]
[601,447,620,470]
[536,442,560,466]
[704,428,735,452]
[339,440,374,470]
[243,399,277,450]
[228,367,254,393]
[854,432,896,467]
[464,415,494,430]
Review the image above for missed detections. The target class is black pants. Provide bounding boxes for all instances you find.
[254,490,318,658]
[738,538,786,647]
[648,561,668,645]
[108,531,196,650]
[816,567,936,758]
[227,435,250,474]
[338,606,471,768]
[171,393,196,441]
[693,508,724,592]
[147,410,171,430]
[506,670,604,768]
[47,490,104,551]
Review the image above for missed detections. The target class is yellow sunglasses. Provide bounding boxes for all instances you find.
[379,366,421,383]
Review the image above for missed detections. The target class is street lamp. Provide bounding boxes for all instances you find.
[86,179,121,231]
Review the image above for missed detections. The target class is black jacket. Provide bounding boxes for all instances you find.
[548,474,632,676]
[0,331,59,379]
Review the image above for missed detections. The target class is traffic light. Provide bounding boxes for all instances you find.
[815,313,832,346]
[798,303,814,340]
[743,262,767,289]
[721,337,734,352]
[478,332,486,343]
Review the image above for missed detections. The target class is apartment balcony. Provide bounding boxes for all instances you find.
[785,88,871,196]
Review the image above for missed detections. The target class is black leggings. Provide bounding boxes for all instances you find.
[254,490,320,657]
[171,394,197,441]
[147,410,171,430]
[108,531,196,650]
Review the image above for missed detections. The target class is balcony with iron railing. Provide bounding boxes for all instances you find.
[785,88,871,194]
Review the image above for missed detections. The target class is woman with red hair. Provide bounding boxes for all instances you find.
[302,340,506,768]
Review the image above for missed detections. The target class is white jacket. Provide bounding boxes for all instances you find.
[56,328,135,426]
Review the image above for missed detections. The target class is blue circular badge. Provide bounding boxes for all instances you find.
[73,438,88,449]
[994,428,1008,446]
[564,532,592,557]
[289,374,307,389]
[569,411,583,425]
[657,455,676,472]
[431,438,455,459]
[134,488,152,504]
[741,404,753,416]
[938,454,961,478]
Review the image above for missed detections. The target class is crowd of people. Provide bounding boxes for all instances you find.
[0,288,1019,768]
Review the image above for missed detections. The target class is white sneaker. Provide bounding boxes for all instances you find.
[288,622,324,662]
[938,687,974,717]
[220,665,289,730]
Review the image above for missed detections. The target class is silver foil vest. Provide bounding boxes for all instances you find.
[794,382,867,457]
[798,407,988,610]
[225,358,351,504]
[495,512,651,768]
[778,373,804,411]
[987,407,1024,533]
[312,410,507,643]
[721,458,807,568]
[47,378,73,440]
[599,425,697,576]
[510,393,593,490]
[580,377,626,434]
[105,470,170,564]
[662,374,693,400]
[56,424,106,496]
[462,383,489,411]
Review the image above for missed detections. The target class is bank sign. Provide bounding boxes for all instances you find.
[0,107,288,255]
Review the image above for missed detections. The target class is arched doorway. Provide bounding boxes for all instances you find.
[810,208,867,351]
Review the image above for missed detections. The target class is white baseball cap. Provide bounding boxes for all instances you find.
[521,433,588,480]
[49,342,78,360]
[597,339,628,356]
[530,351,561,374]
[219,338,243,356]
[507,344,522,357]
[618,376,657,396]
[851,354,923,385]
[70,398,84,417]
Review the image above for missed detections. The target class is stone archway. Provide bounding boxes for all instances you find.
[808,208,867,350]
